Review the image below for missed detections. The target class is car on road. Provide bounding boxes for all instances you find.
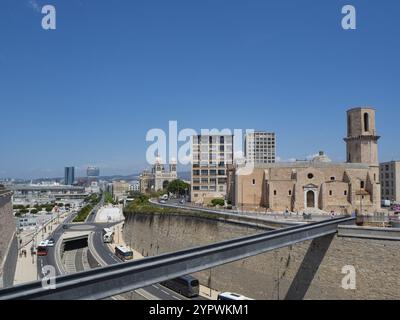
[46,238,55,247]
[179,199,185,204]
[159,200,166,204]
[62,224,69,230]
[39,240,48,247]
[217,292,254,300]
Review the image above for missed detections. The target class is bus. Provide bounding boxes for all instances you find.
[161,275,199,298]
[115,245,133,261]
[103,228,114,243]
[217,292,254,301]
[103,232,114,243]
[103,228,113,235]
[37,245,48,257]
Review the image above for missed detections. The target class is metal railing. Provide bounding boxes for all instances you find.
[0,216,355,300]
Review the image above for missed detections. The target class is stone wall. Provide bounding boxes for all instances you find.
[0,191,16,287]
[123,213,400,300]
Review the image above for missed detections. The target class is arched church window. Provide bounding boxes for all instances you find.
[348,114,352,136]
[360,181,365,189]
[364,112,370,132]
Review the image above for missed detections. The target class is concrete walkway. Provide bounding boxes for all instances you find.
[13,212,70,285]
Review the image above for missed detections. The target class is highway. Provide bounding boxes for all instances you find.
[36,194,208,300]
[36,209,78,278]
[90,222,207,300]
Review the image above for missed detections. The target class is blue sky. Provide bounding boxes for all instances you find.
[0,0,399,179]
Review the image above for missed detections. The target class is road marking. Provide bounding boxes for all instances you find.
[172,296,181,300]
[152,285,158,289]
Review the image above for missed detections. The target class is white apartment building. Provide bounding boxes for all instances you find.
[380,161,400,203]
[245,131,276,164]
[191,135,234,204]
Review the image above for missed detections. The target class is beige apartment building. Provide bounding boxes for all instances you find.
[380,161,400,203]
[191,135,234,204]
[228,107,382,215]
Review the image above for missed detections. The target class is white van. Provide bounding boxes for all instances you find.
[103,232,114,243]
[217,292,254,300]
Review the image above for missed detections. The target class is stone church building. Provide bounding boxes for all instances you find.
[228,107,381,215]
[139,157,178,194]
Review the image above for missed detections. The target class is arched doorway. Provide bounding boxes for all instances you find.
[163,180,170,189]
[306,190,315,208]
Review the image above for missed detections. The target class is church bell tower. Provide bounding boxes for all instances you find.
[344,107,380,166]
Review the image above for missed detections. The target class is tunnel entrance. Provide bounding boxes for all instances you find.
[63,237,88,251]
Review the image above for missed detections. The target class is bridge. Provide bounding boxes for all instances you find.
[0,216,354,300]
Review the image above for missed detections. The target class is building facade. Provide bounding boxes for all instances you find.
[245,131,276,164]
[87,166,100,178]
[139,158,178,194]
[380,161,400,203]
[112,181,131,201]
[11,184,87,205]
[191,135,234,204]
[228,107,381,215]
[64,167,75,185]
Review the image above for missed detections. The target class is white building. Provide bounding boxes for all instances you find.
[191,134,234,204]
[245,131,276,164]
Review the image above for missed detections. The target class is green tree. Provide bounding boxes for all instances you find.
[167,179,190,196]
[211,198,225,207]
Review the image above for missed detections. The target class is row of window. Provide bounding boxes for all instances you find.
[192,178,227,184]
[381,164,394,171]
[383,181,395,187]
[192,186,225,192]
[383,189,395,196]
[381,173,395,179]
[193,170,226,176]
[270,190,348,196]
[193,163,226,167]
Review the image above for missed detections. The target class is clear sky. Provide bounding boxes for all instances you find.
[0,0,399,179]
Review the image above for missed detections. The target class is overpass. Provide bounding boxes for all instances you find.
[0,216,355,300]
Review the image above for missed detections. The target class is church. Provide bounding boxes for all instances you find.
[228,107,381,215]
[139,157,178,194]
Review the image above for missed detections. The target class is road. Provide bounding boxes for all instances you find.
[36,209,78,278]
[36,194,207,300]
[90,224,207,300]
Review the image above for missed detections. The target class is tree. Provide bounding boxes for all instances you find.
[211,198,225,207]
[167,179,190,196]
